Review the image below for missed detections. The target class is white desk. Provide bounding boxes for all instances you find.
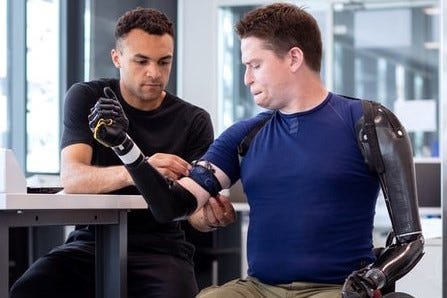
[0,193,147,298]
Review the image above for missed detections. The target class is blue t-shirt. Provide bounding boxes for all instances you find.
[202,93,380,284]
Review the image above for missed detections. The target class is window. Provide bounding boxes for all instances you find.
[218,5,257,131]
[332,1,440,157]
[26,0,60,173]
[0,0,7,148]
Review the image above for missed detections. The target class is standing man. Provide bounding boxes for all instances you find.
[10,7,235,298]
[89,3,424,298]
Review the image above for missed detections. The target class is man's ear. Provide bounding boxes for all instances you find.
[289,47,304,71]
[111,48,120,68]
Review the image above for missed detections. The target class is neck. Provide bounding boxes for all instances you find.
[280,73,328,114]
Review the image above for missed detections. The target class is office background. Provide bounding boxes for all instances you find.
[0,0,445,296]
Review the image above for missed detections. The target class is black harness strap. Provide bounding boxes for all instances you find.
[237,112,274,159]
[361,100,385,174]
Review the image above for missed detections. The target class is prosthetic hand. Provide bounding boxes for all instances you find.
[88,87,129,147]
[341,233,423,298]
[341,267,376,298]
[342,100,424,298]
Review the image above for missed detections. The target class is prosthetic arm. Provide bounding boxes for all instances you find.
[88,88,223,223]
[341,100,425,298]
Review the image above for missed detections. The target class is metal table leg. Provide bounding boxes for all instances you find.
[96,210,127,298]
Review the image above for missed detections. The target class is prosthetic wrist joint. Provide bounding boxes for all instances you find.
[112,134,145,167]
[364,268,386,289]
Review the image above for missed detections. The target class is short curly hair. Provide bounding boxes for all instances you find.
[114,7,173,45]
[235,3,322,72]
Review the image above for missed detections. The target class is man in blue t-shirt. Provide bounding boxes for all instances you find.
[88,3,424,298]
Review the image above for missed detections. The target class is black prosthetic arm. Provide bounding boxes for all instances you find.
[88,87,198,223]
[113,136,198,223]
[342,100,424,298]
[358,101,422,242]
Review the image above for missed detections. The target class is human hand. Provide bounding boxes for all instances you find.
[88,87,129,147]
[147,153,191,180]
[202,194,237,229]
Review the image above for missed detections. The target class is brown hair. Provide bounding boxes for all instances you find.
[235,3,322,72]
[114,7,173,46]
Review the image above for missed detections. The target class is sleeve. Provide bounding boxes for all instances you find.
[60,82,101,149]
[183,109,214,162]
[202,112,272,185]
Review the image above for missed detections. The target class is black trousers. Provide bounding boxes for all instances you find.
[10,241,198,298]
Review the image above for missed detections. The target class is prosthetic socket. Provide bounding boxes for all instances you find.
[342,100,424,297]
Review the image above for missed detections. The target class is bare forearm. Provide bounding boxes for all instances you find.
[61,163,133,194]
[188,196,237,232]
[188,209,216,232]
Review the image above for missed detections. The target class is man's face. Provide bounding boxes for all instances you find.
[241,36,291,110]
[112,29,174,108]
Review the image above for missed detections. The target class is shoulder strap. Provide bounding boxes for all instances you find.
[237,112,274,158]
[361,99,385,174]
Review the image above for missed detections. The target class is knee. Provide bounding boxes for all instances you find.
[196,286,228,298]
[197,283,249,298]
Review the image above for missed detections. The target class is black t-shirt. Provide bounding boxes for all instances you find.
[61,78,214,260]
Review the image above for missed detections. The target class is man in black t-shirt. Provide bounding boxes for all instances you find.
[10,7,236,298]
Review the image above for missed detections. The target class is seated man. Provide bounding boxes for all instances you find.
[88,3,424,298]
